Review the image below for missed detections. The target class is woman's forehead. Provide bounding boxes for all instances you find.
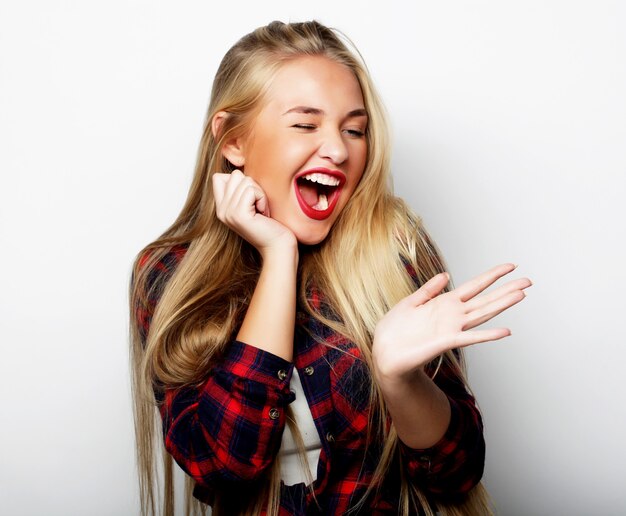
[262,55,366,116]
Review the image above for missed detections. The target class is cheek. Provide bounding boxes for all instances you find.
[351,143,368,182]
[246,133,307,179]
[244,136,282,186]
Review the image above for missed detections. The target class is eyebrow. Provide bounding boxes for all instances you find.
[282,106,368,118]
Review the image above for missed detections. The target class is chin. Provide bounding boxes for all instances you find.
[296,235,327,247]
[293,227,331,247]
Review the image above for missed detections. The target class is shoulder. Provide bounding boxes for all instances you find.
[138,243,189,273]
[137,243,189,293]
[132,243,190,343]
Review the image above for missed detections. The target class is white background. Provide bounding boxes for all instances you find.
[1,1,624,515]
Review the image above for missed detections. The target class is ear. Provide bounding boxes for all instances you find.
[211,111,246,167]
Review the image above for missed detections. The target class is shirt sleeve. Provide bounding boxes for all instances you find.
[134,247,295,486]
[161,340,295,485]
[399,356,485,498]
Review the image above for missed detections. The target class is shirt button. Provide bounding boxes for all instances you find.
[304,366,314,376]
[268,408,280,420]
[326,432,335,443]
[277,369,287,381]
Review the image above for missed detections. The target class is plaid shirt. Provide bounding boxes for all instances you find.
[136,246,485,514]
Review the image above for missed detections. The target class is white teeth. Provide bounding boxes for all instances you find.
[313,194,328,211]
[301,173,340,186]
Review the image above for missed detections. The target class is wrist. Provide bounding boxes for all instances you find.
[372,335,425,385]
[260,243,299,268]
[374,361,427,394]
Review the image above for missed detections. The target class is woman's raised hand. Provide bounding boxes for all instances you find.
[213,170,297,256]
[372,264,532,381]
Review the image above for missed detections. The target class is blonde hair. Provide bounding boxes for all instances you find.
[130,20,492,515]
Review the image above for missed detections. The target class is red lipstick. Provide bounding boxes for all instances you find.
[294,168,345,220]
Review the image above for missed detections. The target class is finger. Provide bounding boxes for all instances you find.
[233,180,269,217]
[463,290,526,331]
[212,173,229,205]
[464,277,532,313]
[255,194,269,217]
[223,169,245,203]
[455,263,517,302]
[404,272,450,307]
[235,181,269,218]
[231,176,268,213]
[221,174,255,216]
[454,327,511,347]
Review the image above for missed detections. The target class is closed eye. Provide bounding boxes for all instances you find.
[344,128,365,138]
[292,124,365,137]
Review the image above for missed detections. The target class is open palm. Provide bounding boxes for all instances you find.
[372,264,532,380]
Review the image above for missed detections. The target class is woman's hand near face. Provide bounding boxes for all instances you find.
[213,170,297,257]
[372,264,532,382]
[214,169,299,361]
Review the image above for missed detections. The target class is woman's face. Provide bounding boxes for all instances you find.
[236,55,368,246]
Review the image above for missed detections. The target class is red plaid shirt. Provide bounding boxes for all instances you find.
[136,245,485,514]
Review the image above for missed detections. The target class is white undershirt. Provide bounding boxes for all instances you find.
[278,369,322,486]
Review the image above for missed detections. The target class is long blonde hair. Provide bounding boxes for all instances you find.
[130,20,492,515]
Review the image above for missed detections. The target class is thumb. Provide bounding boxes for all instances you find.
[405,272,450,307]
[254,190,270,217]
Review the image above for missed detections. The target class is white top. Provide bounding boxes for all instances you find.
[278,368,323,486]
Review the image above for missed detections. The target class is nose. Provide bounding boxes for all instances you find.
[318,129,348,165]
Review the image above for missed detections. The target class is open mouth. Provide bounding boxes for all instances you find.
[294,170,345,220]
[297,176,338,210]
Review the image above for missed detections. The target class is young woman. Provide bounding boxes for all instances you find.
[130,20,531,515]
